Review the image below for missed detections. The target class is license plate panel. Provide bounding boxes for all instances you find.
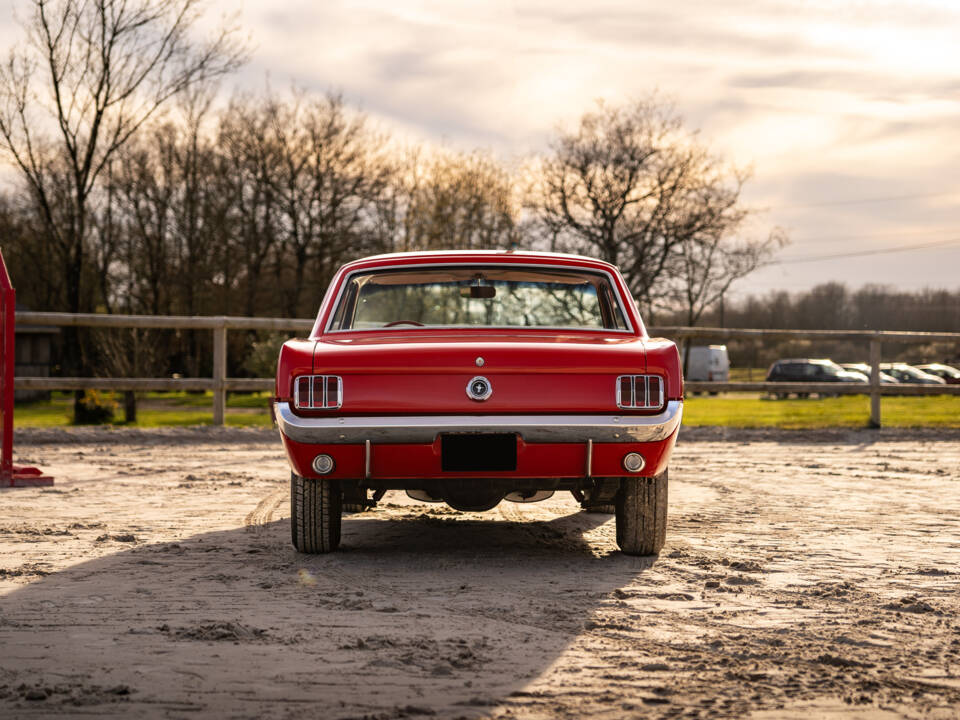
[441,433,518,472]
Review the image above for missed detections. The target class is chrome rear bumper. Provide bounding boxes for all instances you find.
[274,400,682,445]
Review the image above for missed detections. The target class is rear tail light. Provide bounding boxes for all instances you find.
[616,375,665,411]
[294,375,342,410]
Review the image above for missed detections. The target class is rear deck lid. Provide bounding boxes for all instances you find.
[311,331,650,415]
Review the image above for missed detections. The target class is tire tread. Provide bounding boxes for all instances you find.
[615,471,668,556]
[290,473,341,553]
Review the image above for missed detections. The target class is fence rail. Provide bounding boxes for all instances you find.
[16,312,311,425]
[648,325,960,344]
[16,311,315,332]
[655,325,960,426]
[684,381,960,396]
[14,377,274,392]
[13,313,960,427]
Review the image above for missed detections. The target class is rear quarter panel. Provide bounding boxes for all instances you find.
[275,340,316,401]
[643,339,684,401]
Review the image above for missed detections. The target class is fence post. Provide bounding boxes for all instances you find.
[869,337,882,428]
[212,321,227,426]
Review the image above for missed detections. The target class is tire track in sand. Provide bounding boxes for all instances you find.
[244,489,287,530]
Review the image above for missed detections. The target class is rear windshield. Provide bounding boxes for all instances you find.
[328,266,630,331]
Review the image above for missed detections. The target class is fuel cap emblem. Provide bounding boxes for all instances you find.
[466,376,492,401]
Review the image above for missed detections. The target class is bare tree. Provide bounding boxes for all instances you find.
[670,227,787,327]
[0,0,246,326]
[533,97,778,315]
[265,92,394,316]
[398,147,521,252]
[0,190,60,309]
[216,96,281,318]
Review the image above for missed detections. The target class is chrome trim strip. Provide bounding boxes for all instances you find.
[364,439,371,480]
[275,400,682,445]
[323,262,636,335]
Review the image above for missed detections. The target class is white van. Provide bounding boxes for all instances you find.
[685,345,730,382]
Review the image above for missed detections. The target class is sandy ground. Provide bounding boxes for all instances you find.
[2,427,959,719]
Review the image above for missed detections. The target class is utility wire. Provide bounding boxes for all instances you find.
[769,237,960,265]
[790,227,960,243]
[771,190,957,210]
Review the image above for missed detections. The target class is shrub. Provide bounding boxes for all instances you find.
[73,390,117,425]
[241,332,290,378]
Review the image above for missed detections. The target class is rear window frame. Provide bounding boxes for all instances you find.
[323,262,636,335]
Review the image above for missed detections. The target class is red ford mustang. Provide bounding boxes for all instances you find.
[275,251,683,555]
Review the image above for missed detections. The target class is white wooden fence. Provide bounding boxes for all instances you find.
[13,313,960,427]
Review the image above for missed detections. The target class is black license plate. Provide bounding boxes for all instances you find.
[441,433,517,472]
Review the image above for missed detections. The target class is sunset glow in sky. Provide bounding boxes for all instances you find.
[3,0,959,296]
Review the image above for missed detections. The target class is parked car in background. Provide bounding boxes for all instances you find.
[685,345,730,383]
[915,363,960,385]
[840,363,899,384]
[765,358,867,398]
[275,250,683,556]
[880,363,947,385]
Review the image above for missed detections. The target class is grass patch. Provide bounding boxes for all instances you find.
[140,390,273,409]
[11,395,75,427]
[15,391,272,429]
[683,393,960,429]
[131,410,272,428]
[15,389,960,430]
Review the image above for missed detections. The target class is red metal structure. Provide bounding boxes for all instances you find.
[0,248,53,487]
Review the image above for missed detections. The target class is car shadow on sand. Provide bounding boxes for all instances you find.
[0,506,657,718]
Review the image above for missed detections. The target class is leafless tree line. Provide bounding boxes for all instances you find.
[709,282,960,335]
[4,92,528,319]
[0,0,782,390]
[4,90,781,321]
[662,282,960,368]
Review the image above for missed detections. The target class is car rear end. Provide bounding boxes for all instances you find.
[276,333,682,485]
[275,252,683,555]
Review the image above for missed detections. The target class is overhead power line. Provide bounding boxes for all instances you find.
[771,190,957,210]
[769,237,960,265]
[790,227,960,243]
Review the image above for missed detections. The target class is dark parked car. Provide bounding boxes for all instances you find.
[915,363,960,385]
[766,358,867,398]
[880,363,947,385]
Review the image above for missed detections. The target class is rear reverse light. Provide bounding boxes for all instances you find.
[616,375,665,410]
[294,375,342,410]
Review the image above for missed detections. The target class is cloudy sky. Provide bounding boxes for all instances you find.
[4,0,959,297]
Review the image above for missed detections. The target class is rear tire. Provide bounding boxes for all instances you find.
[615,471,668,556]
[290,472,341,553]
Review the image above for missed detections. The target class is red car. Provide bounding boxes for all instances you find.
[275,251,683,555]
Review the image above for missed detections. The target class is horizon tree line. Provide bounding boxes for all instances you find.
[1,0,792,408]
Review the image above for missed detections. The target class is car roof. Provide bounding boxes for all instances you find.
[335,250,619,273]
[776,358,834,364]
